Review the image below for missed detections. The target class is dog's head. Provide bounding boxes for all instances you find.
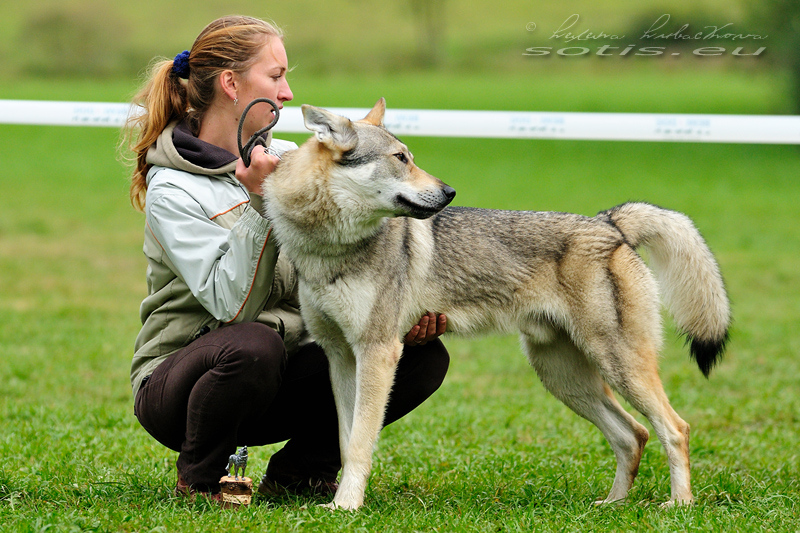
[300,98,456,220]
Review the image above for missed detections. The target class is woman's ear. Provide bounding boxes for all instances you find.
[218,70,238,102]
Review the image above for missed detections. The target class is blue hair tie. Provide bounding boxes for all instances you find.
[172,50,190,79]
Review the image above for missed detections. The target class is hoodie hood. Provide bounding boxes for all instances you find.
[146,119,273,179]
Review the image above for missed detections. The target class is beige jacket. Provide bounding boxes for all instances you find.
[130,121,308,397]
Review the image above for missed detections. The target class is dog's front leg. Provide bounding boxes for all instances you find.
[302,305,359,468]
[329,341,402,511]
[326,345,357,463]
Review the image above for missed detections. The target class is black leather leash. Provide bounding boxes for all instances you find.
[237,97,281,167]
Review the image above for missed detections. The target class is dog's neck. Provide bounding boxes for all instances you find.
[270,206,389,286]
[264,174,388,271]
[274,209,386,257]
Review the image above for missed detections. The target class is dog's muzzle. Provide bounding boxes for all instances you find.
[395,185,456,219]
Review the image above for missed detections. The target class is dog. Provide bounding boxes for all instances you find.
[261,98,731,510]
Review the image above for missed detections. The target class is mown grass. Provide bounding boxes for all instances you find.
[1,69,799,531]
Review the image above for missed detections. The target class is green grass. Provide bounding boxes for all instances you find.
[1,69,799,531]
[0,65,791,115]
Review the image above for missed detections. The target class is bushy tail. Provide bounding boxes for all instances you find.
[600,202,731,377]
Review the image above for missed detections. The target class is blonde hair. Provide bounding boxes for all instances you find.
[122,15,284,211]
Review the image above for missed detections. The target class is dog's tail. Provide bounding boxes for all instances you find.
[600,202,731,377]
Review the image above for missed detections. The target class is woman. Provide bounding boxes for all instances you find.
[123,15,449,499]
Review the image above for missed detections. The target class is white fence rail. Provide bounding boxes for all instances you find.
[1,99,798,144]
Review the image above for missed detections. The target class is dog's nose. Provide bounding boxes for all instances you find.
[443,186,456,201]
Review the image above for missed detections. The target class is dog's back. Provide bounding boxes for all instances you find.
[396,206,629,337]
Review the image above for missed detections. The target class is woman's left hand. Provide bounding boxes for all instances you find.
[404,312,447,346]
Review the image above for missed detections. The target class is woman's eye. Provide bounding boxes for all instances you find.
[394,153,408,164]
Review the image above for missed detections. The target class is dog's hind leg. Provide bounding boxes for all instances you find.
[331,341,403,510]
[581,247,693,505]
[523,332,650,504]
[588,346,693,506]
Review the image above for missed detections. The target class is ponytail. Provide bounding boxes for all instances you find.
[123,58,188,211]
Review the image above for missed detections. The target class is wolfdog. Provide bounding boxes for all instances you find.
[261,98,731,510]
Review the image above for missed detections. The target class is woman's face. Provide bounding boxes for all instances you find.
[236,38,294,134]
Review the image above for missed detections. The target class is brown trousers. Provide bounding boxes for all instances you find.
[134,322,449,492]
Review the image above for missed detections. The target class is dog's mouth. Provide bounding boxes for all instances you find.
[394,195,445,219]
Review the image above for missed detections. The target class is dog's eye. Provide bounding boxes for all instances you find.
[394,152,408,164]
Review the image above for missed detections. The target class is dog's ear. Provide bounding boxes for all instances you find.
[361,97,386,127]
[301,105,357,153]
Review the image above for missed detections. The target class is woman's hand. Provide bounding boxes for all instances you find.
[236,146,281,195]
[404,312,447,346]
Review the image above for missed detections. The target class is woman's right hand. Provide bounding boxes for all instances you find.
[236,146,281,195]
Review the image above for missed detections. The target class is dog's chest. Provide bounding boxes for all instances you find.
[300,273,383,335]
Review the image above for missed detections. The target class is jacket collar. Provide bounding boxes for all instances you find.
[146,119,273,179]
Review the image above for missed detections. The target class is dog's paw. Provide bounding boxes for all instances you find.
[318,500,359,511]
[660,497,694,509]
[593,497,626,507]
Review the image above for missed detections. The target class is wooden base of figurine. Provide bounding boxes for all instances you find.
[219,476,253,508]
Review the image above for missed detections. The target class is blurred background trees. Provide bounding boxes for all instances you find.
[409,0,447,67]
[758,0,800,113]
[0,0,795,114]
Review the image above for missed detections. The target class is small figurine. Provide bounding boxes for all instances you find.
[219,446,253,508]
[226,446,248,480]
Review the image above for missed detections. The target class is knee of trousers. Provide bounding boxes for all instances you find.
[402,339,451,395]
[218,322,288,393]
[424,340,451,392]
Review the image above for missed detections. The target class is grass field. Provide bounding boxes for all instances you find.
[1,68,799,531]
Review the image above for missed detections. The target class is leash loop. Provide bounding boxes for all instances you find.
[237,98,280,167]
